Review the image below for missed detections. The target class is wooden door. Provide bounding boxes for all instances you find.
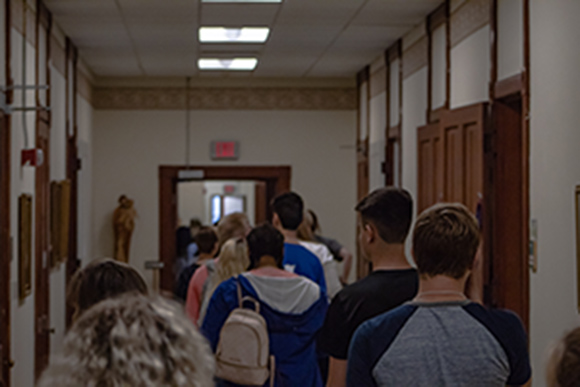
[254,181,267,225]
[0,111,10,386]
[35,115,51,379]
[417,123,442,213]
[486,98,529,327]
[439,104,485,213]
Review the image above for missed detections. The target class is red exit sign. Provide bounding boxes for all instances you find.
[211,141,239,160]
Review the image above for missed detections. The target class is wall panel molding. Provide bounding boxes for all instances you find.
[76,69,92,103]
[93,87,357,110]
[451,0,490,47]
[403,36,428,79]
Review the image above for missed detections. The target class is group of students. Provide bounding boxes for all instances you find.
[37,188,580,386]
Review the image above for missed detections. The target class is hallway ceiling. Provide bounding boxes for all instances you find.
[44,0,442,79]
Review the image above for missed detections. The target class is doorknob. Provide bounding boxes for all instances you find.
[48,328,56,334]
[7,359,14,368]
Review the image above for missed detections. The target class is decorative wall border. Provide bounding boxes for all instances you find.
[93,87,357,110]
[451,0,490,47]
[403,36,428,79]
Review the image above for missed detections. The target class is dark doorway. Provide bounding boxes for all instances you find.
[159,166,291,292]
[484,94,529,329]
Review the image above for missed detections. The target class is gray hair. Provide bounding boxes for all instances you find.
[38,295,215,387]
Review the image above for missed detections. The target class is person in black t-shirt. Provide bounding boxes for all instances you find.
[318,187,418,387]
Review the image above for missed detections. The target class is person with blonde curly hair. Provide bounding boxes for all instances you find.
[547,327,580,387]
[38,294,215,387]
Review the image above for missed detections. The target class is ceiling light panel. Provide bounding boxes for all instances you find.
[199,27,270,43]
[198,58,258,71]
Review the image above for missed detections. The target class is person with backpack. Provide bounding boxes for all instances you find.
[202,224,328,387]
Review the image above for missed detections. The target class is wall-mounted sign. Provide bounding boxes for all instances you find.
[211,141,239,160]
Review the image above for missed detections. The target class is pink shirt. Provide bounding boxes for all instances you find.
[185,259,216,325]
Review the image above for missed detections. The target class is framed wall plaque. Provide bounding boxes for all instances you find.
[19,194,32,300]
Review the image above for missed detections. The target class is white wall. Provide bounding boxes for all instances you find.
[450,25,490,109]
[389,58,400,127]
[48,64,67,358]
[92,109,357,286]
[77,95,93,267]
[431,24,447,109]
[529,0,580,384]
[401,67,428,221]
[497,0,523,81]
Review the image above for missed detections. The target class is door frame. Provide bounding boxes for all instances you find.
[159,165,291,292]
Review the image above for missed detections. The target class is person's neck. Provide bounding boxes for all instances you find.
[255,255,281,270]
[371,244,412,271]
[414,274,468,302]
[280,229,300,244]
[197,253,213,263]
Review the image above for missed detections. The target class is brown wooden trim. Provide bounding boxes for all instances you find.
[445,0,451,109]
[427,15,433,123]
[1,1,11,382]
[429,106,447,123]
[521,0,530,330]
[159,166,291,291]
[387,40,401,63]
[356,66,369,85]
[494,73,523,99]
[489,0,498,100]
[0,111,10,387]
[429,3,447,31]
[65,39,79,328]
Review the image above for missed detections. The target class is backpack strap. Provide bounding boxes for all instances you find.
[235,276,260,313]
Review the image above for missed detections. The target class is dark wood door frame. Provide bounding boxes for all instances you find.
[64,40,79,328]
[159,165,291,292]
[1,0,12,384]
[0,111,10,387]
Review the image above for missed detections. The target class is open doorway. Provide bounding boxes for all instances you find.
[159,166,291,292]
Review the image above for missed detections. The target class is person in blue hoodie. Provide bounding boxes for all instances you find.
[202,223,328,387]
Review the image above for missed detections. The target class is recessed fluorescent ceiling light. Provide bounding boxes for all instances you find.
[199,27,270,43]
[201,0,281,3]
[198,58,258,71]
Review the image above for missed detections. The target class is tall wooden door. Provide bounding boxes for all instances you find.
[0,111,10,386]
[439,104,485,213]
[486,98,529,327]
[417,123,442,213]
[35,115,51,379]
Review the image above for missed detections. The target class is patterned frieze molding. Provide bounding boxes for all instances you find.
[451,0,491,47]
[93,87,357,111]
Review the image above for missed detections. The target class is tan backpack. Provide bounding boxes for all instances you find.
[215,279,275,387]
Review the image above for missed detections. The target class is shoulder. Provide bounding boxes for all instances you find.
[463,304,530,383]
[357,303,418,338]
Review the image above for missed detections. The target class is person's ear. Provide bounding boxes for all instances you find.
[364,223,375,244]
[272,213,280,228]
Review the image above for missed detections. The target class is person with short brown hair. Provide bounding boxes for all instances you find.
[347,203,531,387]
[67,258,147,321]
[547,327,580,387]
[319,187,418,387]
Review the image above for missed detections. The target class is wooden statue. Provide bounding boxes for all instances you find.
[113,195,137,263]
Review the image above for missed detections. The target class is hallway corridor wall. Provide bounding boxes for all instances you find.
[92,108,357,287]
[529,0,580,384]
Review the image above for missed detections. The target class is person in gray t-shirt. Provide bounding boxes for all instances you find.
[347,203,531,387]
